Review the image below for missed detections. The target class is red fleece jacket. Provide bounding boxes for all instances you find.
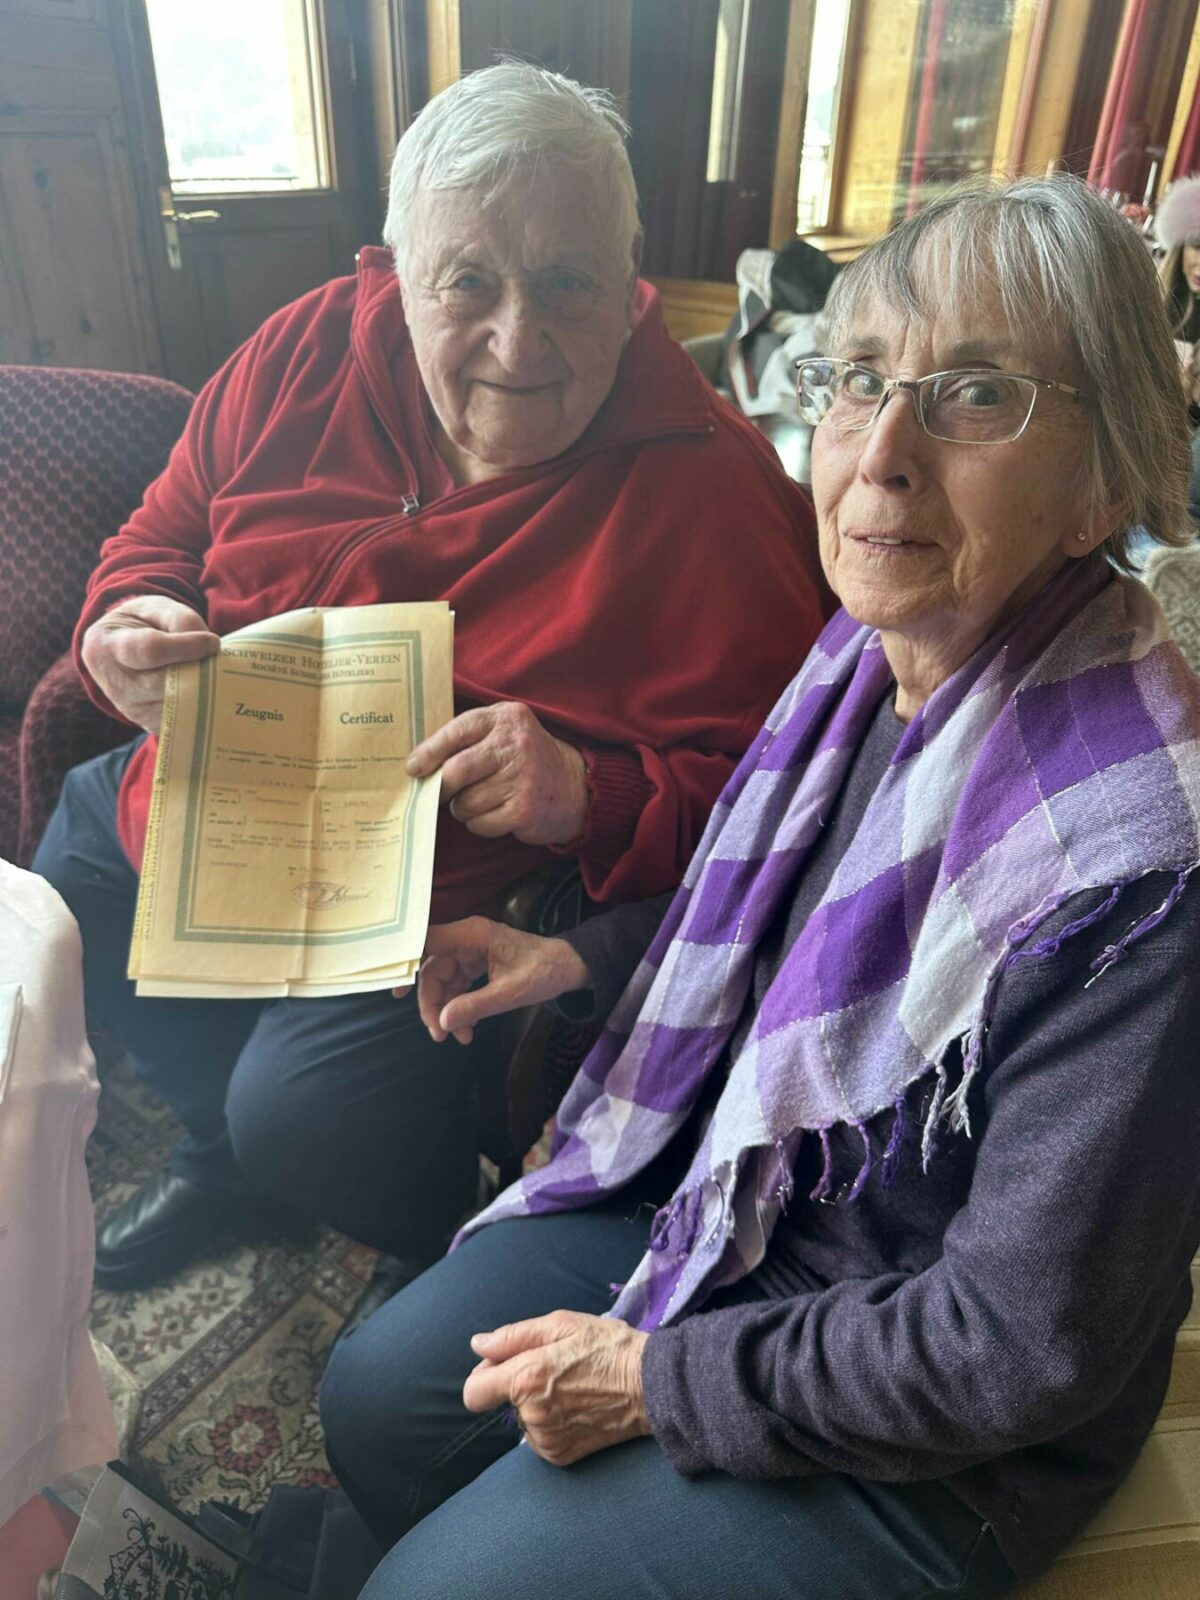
[76,248,826,921]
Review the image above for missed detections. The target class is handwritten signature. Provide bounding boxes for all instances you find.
[292,880,370,909]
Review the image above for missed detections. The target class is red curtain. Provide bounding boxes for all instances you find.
[1174,81,1200,179]
[1089,0,1200,197]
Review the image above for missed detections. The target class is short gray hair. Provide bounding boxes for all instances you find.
[383,62,639,274]
[822,176,1193,569]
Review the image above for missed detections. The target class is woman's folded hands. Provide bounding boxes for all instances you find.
[463,1310,651,1466]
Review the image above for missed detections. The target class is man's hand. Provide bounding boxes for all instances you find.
[81,596,219,733]
[414,918,589,1044]
[406,702,589,847]
[463,1310,651,1467]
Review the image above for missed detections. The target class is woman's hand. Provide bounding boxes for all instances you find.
[406,702,590,847]
[80,596,220,732]
[463,1310,651,1467]
[414,918,590,1043]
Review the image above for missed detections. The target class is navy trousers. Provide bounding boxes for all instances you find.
[320,1207,1017,1600]
[33,743,492,1256]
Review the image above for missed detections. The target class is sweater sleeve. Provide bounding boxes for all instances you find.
[71,317,283,719]
[641,871,1200,1481]
[566,744,743,899]
[559,890,674,1021]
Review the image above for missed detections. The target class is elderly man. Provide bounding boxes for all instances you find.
[34,63,825,1292]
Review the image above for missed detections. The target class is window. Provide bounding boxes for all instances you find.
[706,0,751,184]
[144,0,329,196]
[895,0,1029,220]
[791,0,1046,239]
[795,0,854,232]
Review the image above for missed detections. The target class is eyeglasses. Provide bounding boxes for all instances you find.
[796,358,1090,445]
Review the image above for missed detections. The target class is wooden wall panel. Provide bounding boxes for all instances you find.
[420,0,634,99]
[649,276,737,341]
[0,1,163,371]
[186,227,342,376]
[0,13,130,117]
[0,115,160,370]
[364,0,408,182]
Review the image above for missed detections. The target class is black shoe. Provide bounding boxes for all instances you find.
[336,1249,440,1344]
[95,1169,246,1291]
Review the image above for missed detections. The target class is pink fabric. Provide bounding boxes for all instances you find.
[0,862,115,1526]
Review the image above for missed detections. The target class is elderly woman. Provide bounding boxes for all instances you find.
[33,64,822,1293]
[320,175,1200,1599]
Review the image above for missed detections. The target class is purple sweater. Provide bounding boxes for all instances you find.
[564,700,1200,1578]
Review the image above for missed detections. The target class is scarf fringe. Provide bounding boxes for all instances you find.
[773,1137,795,1208]
[808,1127,835,1202]
[947,865,1198,1162]
[846,1122,874,1201]
[880,1095,907,1188]
[920,1064,950,1172]
[649,864,1198,1241]
[650,1168,740,1261]
[1088,866,1195,984]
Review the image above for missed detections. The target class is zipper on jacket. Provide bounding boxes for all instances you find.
[303,364,714,609]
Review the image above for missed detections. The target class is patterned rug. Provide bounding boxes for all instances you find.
[86,1056,373,1516]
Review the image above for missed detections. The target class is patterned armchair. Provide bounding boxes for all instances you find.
[0,365,193,865]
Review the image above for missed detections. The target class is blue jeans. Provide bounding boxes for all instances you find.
[320,1207,1017,1600]
[33,743,491,1256]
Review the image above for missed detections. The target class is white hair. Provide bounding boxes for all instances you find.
[383,62,640,274]
[823,175,1193,568]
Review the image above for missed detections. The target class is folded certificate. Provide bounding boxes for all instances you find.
[128,602,453,998]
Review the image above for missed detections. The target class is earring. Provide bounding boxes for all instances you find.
[1076,532,1089,543]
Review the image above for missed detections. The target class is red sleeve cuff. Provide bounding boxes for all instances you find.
[560,744,655,877]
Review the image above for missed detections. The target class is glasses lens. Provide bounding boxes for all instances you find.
[923,372,1037,443]
[797,360,837,424]
[798,361,887,429]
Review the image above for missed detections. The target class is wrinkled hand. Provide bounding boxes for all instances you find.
[463,1310,650,1467]
[81,596,220,733]
[406,702,589,847]
[414,918,589,1043]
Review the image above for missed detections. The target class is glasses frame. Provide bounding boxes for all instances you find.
[796,358,1090,445]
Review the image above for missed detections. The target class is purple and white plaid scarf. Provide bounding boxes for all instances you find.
[462,557,1200,1329]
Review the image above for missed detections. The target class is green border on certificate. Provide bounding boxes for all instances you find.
[171,630,428,946]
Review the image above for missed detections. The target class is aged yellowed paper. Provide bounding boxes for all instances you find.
[129,602,453,998]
